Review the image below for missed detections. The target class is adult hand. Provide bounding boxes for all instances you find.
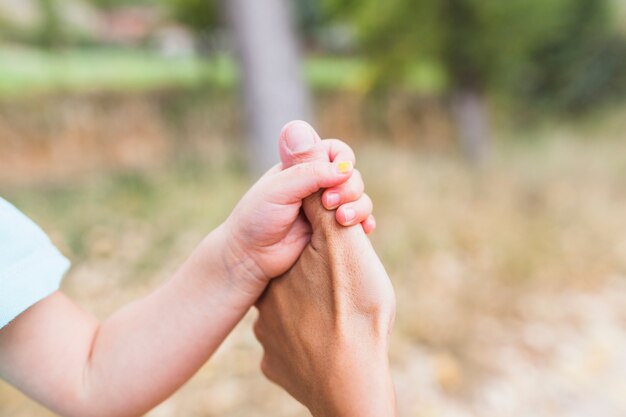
[253,167,396,415]
[222,121,375,297]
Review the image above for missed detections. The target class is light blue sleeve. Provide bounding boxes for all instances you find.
[0,197,70,329]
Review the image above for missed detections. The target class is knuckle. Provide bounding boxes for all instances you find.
[379,287,397,320]
[326,138,356,163]
[253,318,264,341]
[260,356,276,382]
[290,162,323,194]
[311,161,325,179]
[315,162,338,187]
[307,163,325,190]
[362,193,373,209]
[343,170,364,197]
[300,161,321,180]
[359,280,396,320]
[291,147,318,163]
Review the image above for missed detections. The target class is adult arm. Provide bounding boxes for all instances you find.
[254,132,397,416]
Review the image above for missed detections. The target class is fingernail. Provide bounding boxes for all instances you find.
[342,208,356,223]
[337,161,353,174]
[325,192,340,208]
[285,122,315,154]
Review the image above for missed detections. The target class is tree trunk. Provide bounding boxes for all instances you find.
[450,88,491,165]
[224,0,313,174]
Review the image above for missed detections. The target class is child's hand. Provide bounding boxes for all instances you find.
[222,121,374,293]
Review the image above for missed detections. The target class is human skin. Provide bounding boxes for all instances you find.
[0,121,374,417]
[254,144,397,416]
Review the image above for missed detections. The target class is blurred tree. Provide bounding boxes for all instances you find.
[326,0,624,163]
[225,0,312,174]
[36,0,63,48]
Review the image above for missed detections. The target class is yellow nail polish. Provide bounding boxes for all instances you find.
[337,161,353,174]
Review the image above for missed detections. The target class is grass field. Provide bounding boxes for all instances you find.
[0,48,445,98]
[0,48,233,97]
[1,110,626,416]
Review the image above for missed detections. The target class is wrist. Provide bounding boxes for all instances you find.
[315,373,396,417]
[201,222,268,300]
[312,347,396,417]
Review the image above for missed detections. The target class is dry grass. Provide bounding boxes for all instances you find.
[2,111,626,416]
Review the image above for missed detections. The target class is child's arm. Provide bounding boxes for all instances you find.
[0,225,254,417]
[0,121,373,417]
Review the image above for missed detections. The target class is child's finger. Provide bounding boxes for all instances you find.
[267,160,355,205]
[362,215,377,234]
[336,193,373,227]
[323,139,356,166]
[322,170,364,209]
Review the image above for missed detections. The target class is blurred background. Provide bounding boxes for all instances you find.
[1,0,626,416]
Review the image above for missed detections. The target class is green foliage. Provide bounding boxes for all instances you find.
[36,0,64,49]
[325,0,626,111]
[163,0,221,34]
[87,0,154,11]
[521,3,626,111]
[294,0,325,39]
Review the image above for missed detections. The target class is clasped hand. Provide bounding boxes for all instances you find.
[229,121,397,417]
[0,120,395,417]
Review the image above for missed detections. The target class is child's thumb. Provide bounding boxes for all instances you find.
[278,121,328,169]
[277,121,341,228]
